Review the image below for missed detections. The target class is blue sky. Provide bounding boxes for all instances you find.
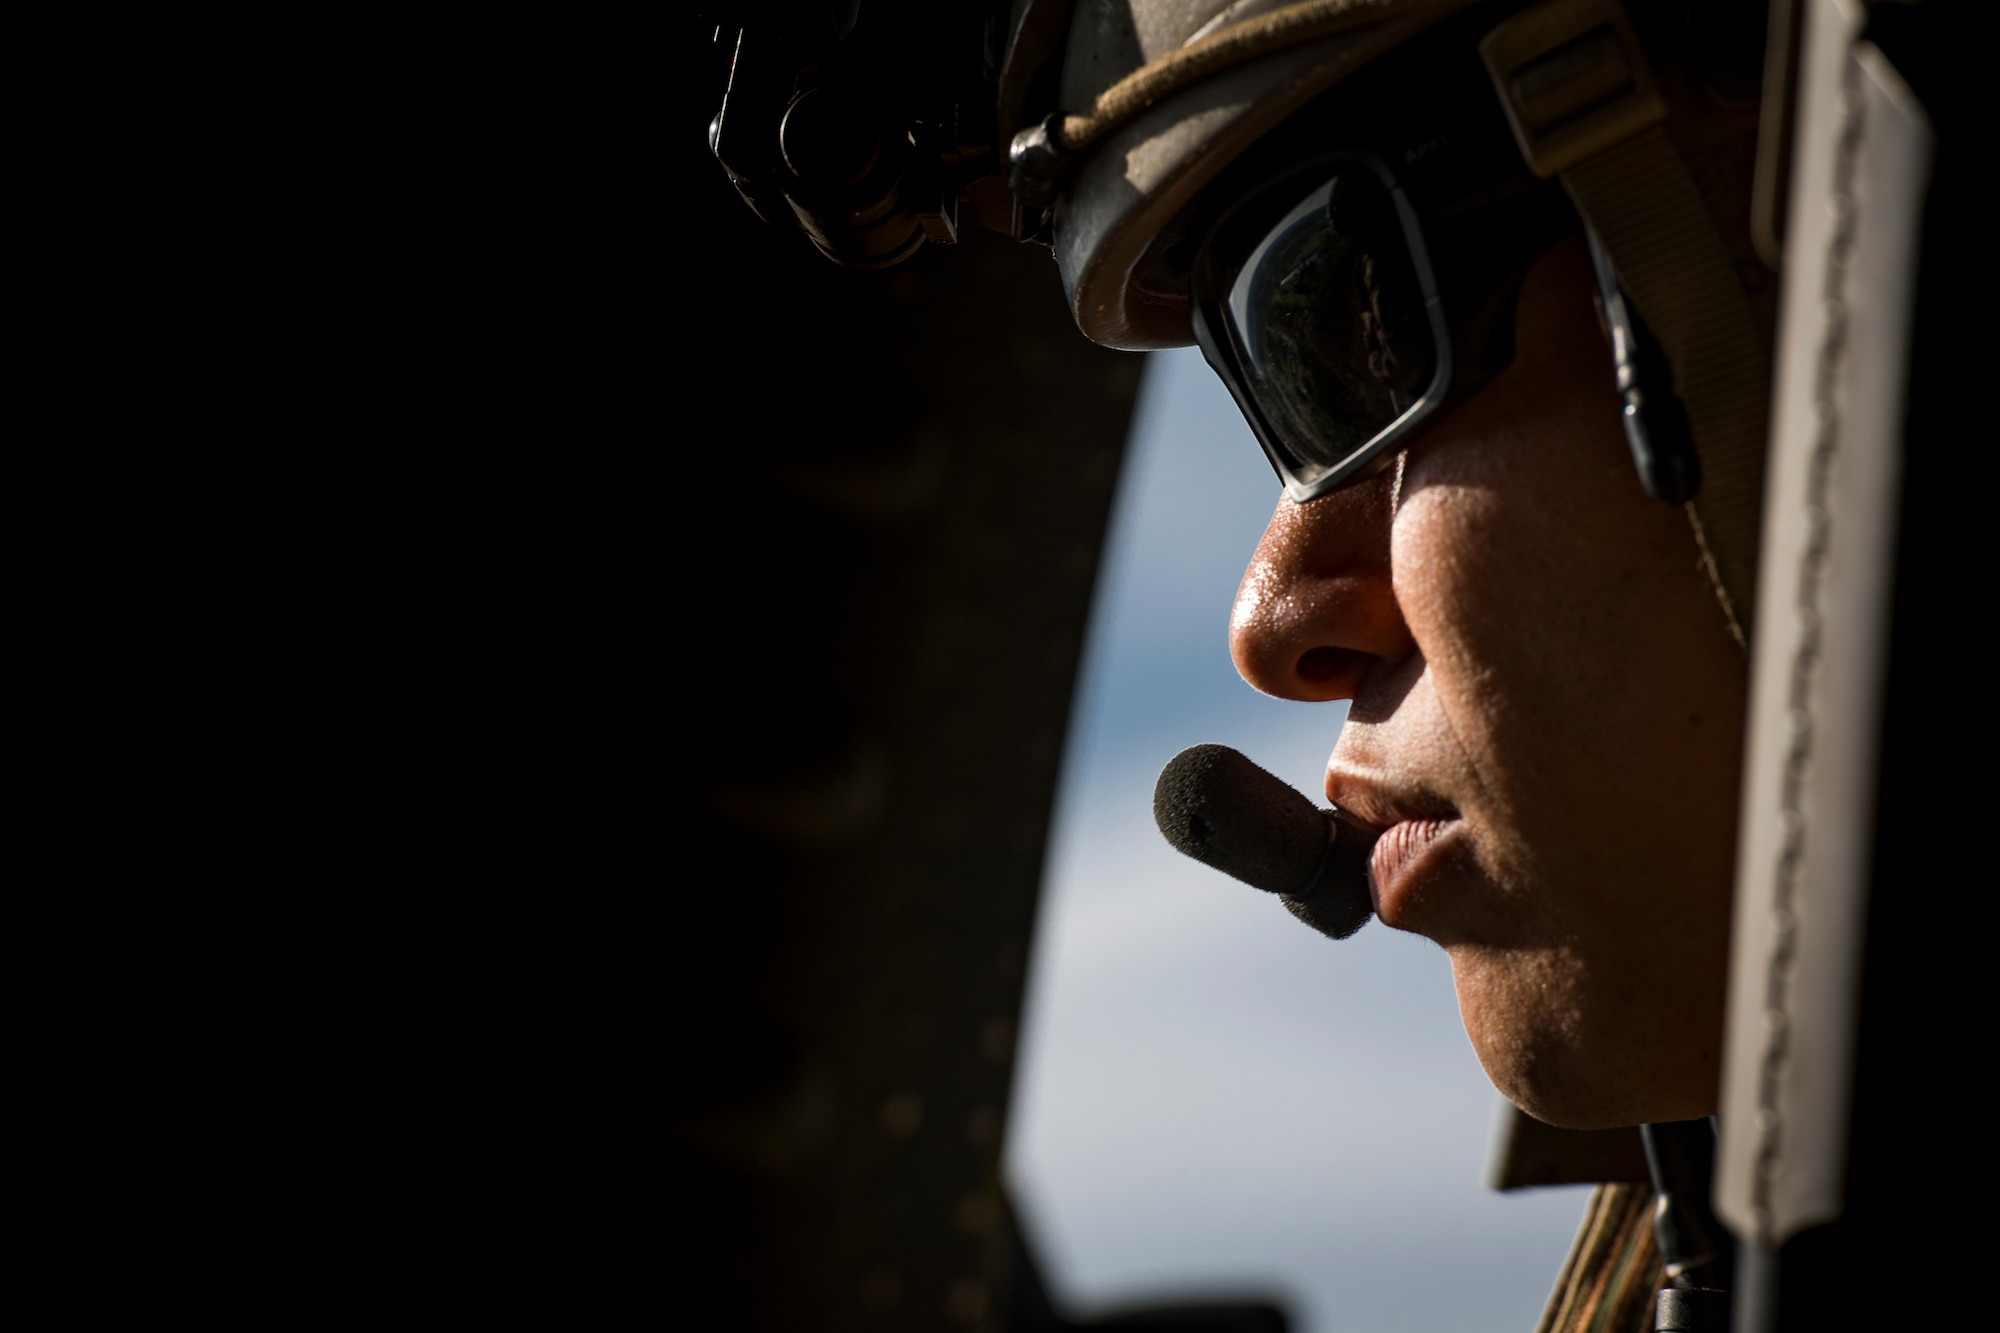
[1006,348,1588,1332]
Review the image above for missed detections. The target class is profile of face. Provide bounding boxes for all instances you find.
[1228,234,1747,1130]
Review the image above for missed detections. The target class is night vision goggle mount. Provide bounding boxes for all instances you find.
[701,2,1455,265]
[702,0,1768,636]
[702,1,1034,269]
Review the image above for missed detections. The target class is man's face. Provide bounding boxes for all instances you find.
[1228,235,1746,1130]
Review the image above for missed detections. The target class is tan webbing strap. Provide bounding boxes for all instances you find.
[1563,127,1770,643]
[1533,1182,1665,1333]
[1482,0,1770,646]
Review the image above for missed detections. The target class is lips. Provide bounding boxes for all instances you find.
[1326,776,1462,924]
[1366,817,1461,918]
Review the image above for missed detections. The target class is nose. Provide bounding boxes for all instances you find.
[1229,464,1415,702]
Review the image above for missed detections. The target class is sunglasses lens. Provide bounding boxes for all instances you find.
[1222,166,1441,485]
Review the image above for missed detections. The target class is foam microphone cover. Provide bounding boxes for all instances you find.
[1153,743,1373,940]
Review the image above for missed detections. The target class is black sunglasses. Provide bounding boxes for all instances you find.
[1191,150,1581,501]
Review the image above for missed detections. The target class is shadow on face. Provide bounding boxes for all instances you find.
[1229,234,1747,1129]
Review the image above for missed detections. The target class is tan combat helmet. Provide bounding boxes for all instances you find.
[1007,0,1771,635]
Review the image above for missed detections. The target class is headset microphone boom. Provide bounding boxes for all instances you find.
[1153,743,1376,941]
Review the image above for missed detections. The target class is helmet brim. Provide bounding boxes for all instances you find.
[1053,4,1471,350]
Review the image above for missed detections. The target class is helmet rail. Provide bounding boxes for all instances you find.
[1010,0,1463,211]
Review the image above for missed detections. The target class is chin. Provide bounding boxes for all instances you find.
[1503,1081,1720,1132]
[1493,1069,1659,1132]
[1473,1035,1642,1131]
[1452,947,1721,1130]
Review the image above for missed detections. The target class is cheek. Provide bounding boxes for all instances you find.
[1388,368,1688,781]
[1390,478,1517,648]
[1387,473,1570,767]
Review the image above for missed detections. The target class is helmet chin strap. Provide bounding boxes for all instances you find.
[1483,0,1771,650]
[1562,121,1766,651]
[1586,223,1748,650]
